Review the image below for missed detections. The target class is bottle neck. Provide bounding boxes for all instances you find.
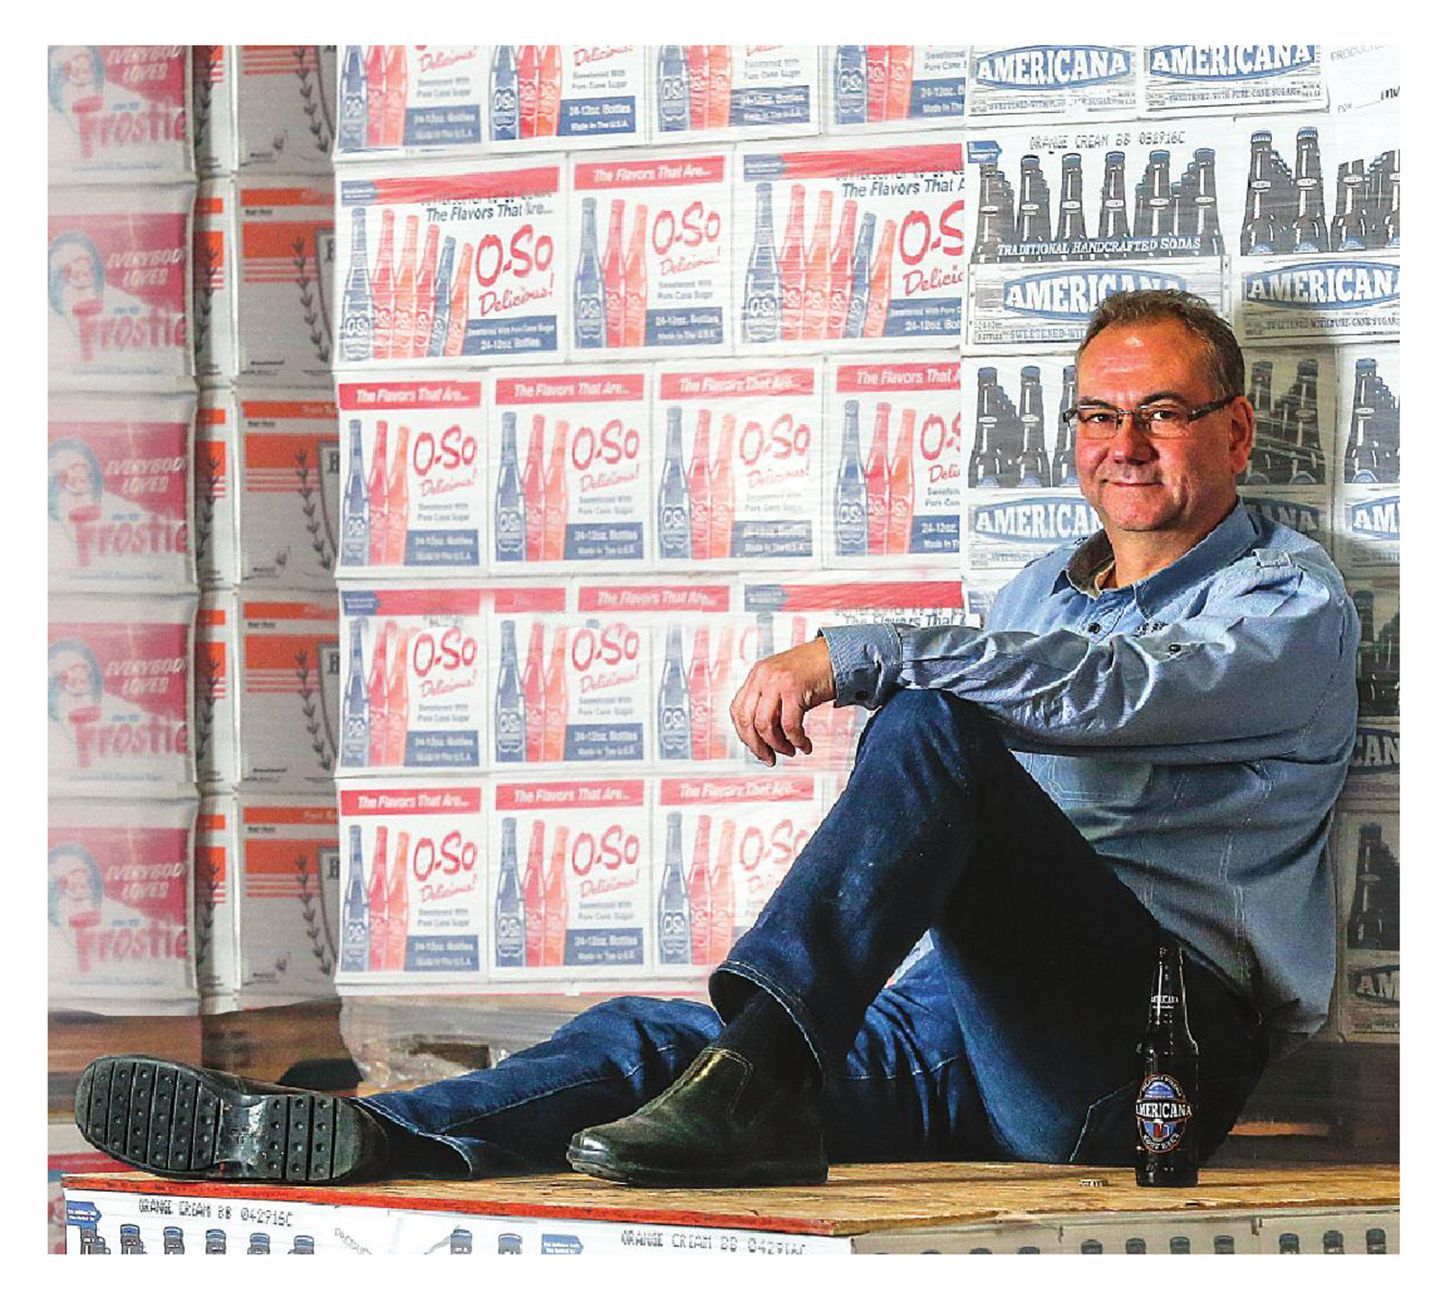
[1148,944,1189,1029]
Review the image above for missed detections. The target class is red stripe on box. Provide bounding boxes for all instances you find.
[494,780,646,810]
[340,786,483,816]
[337,381,483,412]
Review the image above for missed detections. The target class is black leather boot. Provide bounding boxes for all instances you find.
[566,1046,827,1188]
[74,1055,390,1184]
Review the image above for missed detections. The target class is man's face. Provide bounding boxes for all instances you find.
[1075,319,1253,542]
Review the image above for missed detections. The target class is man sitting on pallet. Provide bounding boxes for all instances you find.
[76,291,1358,1189]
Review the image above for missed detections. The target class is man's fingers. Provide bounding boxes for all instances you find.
[780,692,812,755]
[756,687,796,758]
[730,674,771,764]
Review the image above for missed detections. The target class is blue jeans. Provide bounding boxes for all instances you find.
[363,693,1269,1177]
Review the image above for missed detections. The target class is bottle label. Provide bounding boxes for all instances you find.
[492,778,649,974]
[336,785,485,980]
[737,140,963,349]
[493,371,650,566]
[337,379,485,570]
[572,152,730,352]
[1135,1072,1194,1153]
[829,360,963,561]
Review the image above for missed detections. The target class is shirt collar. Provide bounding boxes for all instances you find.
[1064,532,1117,598]
[1060,502,1259,614]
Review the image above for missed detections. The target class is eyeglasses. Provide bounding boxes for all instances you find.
[1061,394,1241,439]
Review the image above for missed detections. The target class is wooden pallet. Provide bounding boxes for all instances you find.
[65,1161,1398,1239]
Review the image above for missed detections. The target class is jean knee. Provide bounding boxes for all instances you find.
[556,995,718,1057]
[862,690,996,760]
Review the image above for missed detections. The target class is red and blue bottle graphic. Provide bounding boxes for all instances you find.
[842,212,875,340]
[657,46,691,133]
[834,398,868,555]
[657,408,693,560]
[340,207,373,362]
[340,618,369,769]
[743,182,781,343]
[494,412,525,562]
[495,817,525,967]
[340,825,369,973]
[833,47,867,124]
[494,619,526,763]
[658,812,691,965]
[657,626,692,761]
[573,197,605,349]
[339,45,367,153]
[426,236,456,359]
[490,46,519,141]
[340,420,369,566]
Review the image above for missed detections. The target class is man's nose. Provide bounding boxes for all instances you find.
[1110,414,1158,461]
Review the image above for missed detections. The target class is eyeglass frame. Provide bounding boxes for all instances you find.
[1060,393,1243,439]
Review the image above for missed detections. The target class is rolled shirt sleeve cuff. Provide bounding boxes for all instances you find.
[817,623,903,710]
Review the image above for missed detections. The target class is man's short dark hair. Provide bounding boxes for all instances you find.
[1076,290,1245,401]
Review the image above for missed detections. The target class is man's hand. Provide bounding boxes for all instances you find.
[730,637,838,767]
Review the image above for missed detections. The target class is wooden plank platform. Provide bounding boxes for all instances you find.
[65,1161,1398,1240]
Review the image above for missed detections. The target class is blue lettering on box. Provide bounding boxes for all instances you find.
[564,723,644,761]
[407,530,480,566]
[1242,496,1321,535]
[406,731,480,767]
[558,96,636,137]
[973,497,1100,544]
[565,522,644,561]
[340,589,380,616]
[1004,269,1188,319]
[406,935,478,973]
[1350,724,1399,774]
[743,584,789,613]
[1348,495,1400,538]
[731,519,813,559]
[463,316,558,356]
[910,513,961,553]
[1147,45,1318,82]
[883,297,963,338]
[911,76,966,117]
[974,46,1132,91]
[66,1201,103,1228]
[1244,262,1399,310]
[564,927,644,966]
[404,106,482,147]
[743,154,788,182]
[339,180,379,207]
[645,307,724,347]
[731,86,812,127]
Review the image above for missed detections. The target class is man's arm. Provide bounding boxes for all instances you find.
[734,554,1356,765]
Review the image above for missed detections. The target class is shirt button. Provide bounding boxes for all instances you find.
[1088,622,1101,633]
[1168,644,1182,654]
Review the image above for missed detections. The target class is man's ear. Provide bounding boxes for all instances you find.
[1228,396,1257,476]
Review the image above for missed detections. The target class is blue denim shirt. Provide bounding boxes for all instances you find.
[820,503,1359,1059]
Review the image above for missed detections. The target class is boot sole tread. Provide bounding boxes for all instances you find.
[75,1056,360,1184]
